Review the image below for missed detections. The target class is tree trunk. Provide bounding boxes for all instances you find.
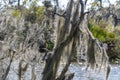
[42,0,85,80]
[18,0,20,8]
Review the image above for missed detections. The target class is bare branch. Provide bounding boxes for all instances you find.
[2,52,15,80]
[85,0,88,5]
[53,12,66,17]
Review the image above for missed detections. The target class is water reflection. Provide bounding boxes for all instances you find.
[8,62,120,80]
[69,63,120,80]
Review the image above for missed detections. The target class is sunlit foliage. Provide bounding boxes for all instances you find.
[11,10,20,18]
[25,6,44,24]
[89,22,116,42]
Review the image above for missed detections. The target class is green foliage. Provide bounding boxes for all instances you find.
[35,6,44,23]
[90,1,101,10]
[35,6,44,15]
[91,2,98,9]
[89,21,120,63]
[23,0,27,5]
[89,22,116,42]
[113,38,120,51]
[11,10,20,18]
[23,0,39,6]
[25,6,44,24]
[72,49,77,62]
[46,41,54,51]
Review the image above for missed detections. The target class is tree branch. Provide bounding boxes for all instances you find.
[53,12,66,17]
[2,51,15,80]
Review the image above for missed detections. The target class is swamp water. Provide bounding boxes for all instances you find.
[6,61,120,80]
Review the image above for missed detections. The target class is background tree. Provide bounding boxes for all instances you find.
[0,0,119,80]
[42,0,110,80]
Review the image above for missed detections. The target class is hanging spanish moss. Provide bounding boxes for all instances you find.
[77,13,110,80]
[0,0,120,80]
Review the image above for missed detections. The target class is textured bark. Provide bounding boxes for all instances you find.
[18,0,20,7]
[86,37,96,68]
[42,0,110,80]
[85,13,110,79]
[42,0,85,80]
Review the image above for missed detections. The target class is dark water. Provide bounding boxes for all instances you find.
[7,62,120,80]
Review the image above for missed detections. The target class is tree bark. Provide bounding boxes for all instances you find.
[42,0,87,80]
